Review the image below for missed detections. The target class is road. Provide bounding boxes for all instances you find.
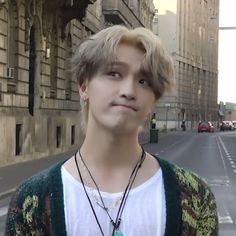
[1,130,236,235]
[144,130,236,236]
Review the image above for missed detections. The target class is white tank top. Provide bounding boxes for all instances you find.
[61,166,166,236]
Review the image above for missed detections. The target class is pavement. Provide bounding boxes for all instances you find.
[0,129,172,200]
[0,150,76,200]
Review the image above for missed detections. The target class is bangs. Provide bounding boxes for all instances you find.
[72,25,175,98]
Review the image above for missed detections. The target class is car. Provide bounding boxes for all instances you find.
[220,121,227,131]
[232,121,236,130]
[198,122,214,133]
[220,121,233,131]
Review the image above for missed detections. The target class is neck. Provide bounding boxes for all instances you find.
[80,125,141,168]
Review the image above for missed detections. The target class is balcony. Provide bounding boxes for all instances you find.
[39,0,97,39]
[0,0,6,9]
[102,0,143,27]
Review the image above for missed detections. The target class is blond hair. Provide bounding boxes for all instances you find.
[71,25,175,131]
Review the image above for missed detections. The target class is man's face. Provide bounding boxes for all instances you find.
[80,43,156,134]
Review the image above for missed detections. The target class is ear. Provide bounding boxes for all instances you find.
[79,80,88,100]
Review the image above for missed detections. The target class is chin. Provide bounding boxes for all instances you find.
[94,114,142,134]
[105,122,139,135]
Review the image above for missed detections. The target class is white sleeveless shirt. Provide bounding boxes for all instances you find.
[61,166,166,236]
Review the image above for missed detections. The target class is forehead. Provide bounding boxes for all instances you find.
[110,44,148,71]
[116,43,145,59]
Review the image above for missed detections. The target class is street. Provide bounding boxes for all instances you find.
[145,130,236,236]
[1,130,236,235]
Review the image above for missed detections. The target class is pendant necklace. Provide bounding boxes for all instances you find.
[74,147,146,236]
[79,160,123,211]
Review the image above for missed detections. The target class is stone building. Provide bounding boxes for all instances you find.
[0,0,155,166]
[153,0,219,131]
[221,102,236,122]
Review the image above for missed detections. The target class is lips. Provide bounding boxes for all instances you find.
[112,103,137,111]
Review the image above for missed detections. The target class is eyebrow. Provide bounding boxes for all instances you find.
[107,61,151,76]
[138,67,152,77]
[107,61,128,68]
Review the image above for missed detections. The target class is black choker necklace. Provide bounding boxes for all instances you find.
[74,147,146,236]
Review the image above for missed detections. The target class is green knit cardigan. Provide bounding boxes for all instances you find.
[5,156,218,236]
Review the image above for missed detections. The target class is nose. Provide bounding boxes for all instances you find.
[119,77,136,100]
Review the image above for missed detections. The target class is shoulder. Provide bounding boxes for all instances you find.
[12,160,64,206]
[156,157,218,234]
[155,156,212,196]
[155,156,215,211]
[5,163,62,235]
[5,161,65,235]
[172,164,214,205]
[173,165,218,234]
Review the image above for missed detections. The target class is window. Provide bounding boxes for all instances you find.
[71,125,75,145]
[8,1,18,82]
[0,83,2,101]
[56,126,61,148]
[7,83,16,93]
[15,124,22,156]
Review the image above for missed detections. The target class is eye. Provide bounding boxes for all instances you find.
[139,79,150,86]
[107,71,121,78]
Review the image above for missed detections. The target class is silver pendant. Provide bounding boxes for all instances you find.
[113,230,124,236]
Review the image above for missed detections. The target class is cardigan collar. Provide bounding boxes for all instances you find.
[47,156,182,236]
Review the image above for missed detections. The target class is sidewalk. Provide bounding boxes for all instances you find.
[0,150,76,199]
[0,130,174,200]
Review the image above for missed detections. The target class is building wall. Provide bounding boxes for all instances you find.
[224,110,236,121]
[0,0,91,166]
[102,0,154,29]
[224,102,236,121]
[0,0,155,166]
[153,0,219,131]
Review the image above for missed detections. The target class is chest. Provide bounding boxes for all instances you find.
[62,168,166,236]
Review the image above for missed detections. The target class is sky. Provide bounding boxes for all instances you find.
[218,0,236,103]
[153,0,236,104]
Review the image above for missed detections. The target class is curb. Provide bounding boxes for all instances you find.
[0,188,15,200]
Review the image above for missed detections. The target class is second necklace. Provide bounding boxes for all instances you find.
[75,147,146,236]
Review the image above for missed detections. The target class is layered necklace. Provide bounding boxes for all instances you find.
[74,147,146,236]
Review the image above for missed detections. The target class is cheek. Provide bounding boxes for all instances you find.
[143,96,155,111]
[88,92,109,113]
[142,107,152,119]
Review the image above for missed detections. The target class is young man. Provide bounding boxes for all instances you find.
[5,25,218,236]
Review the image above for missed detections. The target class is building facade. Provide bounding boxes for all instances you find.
[219,102,236,122]
[0,0,155,166]
[153,0,219,131]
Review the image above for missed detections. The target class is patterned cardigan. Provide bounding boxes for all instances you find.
[5,156,218,236]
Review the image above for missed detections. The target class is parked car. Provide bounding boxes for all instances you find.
[198,122,214,133]
[220,121,233,131]
[232,121,236,130]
